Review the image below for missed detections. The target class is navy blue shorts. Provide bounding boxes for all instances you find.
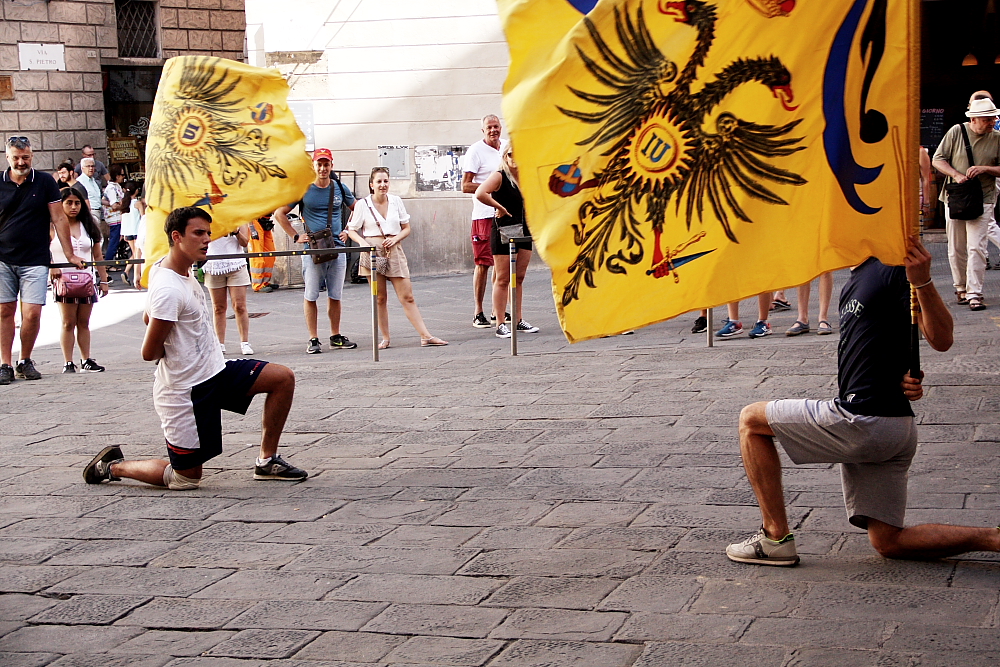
[165,359,268,470]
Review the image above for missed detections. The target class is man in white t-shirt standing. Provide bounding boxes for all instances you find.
[462,115,503,328]
[83,207,306,489]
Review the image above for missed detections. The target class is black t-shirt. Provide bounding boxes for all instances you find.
[493,171,527,234]
[837,257,913,417]
[0,169,62,266]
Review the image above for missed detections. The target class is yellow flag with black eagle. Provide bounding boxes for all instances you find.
[497,0,918,341]
[141,56,314,285]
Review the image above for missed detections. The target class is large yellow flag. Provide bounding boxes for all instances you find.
[142,56,314,284]
[498,0,918,341]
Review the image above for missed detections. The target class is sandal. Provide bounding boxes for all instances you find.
[421,336,448,347]
[816,321,833,335]
[770,299,791,312]
[956,291,969,305]
[378,339,391,350]
[969,297,986,311]
[785,321,810,336]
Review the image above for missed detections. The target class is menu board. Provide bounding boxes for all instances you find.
[920,109,946,149]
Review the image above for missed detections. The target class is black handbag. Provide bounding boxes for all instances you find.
[306,179,342,264]
[944,123,984,221]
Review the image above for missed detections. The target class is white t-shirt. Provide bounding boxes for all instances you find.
[104,182,124,224]
[146,261,225,390]
[464,139,502,220]
[348,195,410,237]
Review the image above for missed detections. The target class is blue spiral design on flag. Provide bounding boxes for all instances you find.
[565,0,598,13]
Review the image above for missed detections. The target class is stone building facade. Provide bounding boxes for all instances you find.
[245,0,508,277]
[0,0,246,172]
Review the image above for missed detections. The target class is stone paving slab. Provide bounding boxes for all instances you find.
[1,242,999,664]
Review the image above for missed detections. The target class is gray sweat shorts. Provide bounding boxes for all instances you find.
[766,399,917,529]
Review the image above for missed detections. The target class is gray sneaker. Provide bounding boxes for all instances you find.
[15,359,41,380]
[83,446,124,484]
[254,455,308,481]
[306,338,322,354]
[726,527,799,566]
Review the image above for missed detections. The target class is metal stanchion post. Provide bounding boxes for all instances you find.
[370,248,379,362]
[707,307,714,348]
[509,239,517,356]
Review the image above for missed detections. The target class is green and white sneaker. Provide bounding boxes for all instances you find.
[726,527,799,566]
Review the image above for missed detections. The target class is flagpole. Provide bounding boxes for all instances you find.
[908,0,922,381]
[370,248,379,363]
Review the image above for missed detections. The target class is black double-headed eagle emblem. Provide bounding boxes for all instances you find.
[548,1,807,306]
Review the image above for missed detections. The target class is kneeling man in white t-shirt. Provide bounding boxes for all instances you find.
[83,206,306,489]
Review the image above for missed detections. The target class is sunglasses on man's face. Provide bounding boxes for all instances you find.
[7,136,29,148]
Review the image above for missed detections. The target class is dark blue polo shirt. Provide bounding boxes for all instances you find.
[0,169,62,266]
[837,257,913,417]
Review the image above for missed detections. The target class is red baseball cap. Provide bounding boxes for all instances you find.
[312,148,333,161]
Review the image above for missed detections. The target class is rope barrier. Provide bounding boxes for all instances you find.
[49,246,376,269]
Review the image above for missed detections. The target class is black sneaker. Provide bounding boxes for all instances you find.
[691,316,707,334]
[0,364,13,385]
[254,455,308,481]
[473,312,491,328]
[15,359,41,380]
[83,446,123,484]
[490,312,512,323]
[80,358,105,372]
[63,361,77,373]
[516,320,539,333]
[330,334,357,350]
[496,323,511,338]
[306,337,322,354]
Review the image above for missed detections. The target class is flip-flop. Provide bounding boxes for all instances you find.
[378,340,391,350]
[816,321,833,335]
[421,337,448,347]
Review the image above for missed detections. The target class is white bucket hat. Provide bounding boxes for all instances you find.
[966,98,1000,117]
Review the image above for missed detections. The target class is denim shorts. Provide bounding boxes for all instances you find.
[0,263,48,305]
[301,252,345,302]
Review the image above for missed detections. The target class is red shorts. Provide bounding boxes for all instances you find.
[471,218,495,267]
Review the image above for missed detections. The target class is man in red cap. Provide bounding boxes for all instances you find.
[274,149,358,353]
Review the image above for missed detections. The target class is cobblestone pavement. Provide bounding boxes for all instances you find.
[1,237,998,666]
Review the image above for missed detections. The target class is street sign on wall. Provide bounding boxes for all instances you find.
[19,43,65,71]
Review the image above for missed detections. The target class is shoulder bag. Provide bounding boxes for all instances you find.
[358,197,392,275]
[306,180,342,264]
[55,269,95,299]
[943,123,984,220]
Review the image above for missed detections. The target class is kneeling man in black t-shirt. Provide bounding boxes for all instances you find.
[727,236,1000,565]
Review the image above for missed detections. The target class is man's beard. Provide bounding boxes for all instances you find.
[10,164,30,176]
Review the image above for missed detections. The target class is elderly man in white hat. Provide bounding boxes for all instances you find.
[932,96,1000,311]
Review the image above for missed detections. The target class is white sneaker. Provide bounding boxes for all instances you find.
[726,527,799,566]
[241,342,254,355]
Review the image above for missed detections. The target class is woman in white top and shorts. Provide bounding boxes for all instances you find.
[50,188,110,373]
[204,225,253,355]
[346,167,447,349]
[120,180,145,289]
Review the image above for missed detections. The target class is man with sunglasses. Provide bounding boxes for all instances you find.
[0,137,85,384]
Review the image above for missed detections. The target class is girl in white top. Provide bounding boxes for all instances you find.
[204,225,253,355]
[49,188,109,373]
[347,167,447,349]
[120,180,145,290]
